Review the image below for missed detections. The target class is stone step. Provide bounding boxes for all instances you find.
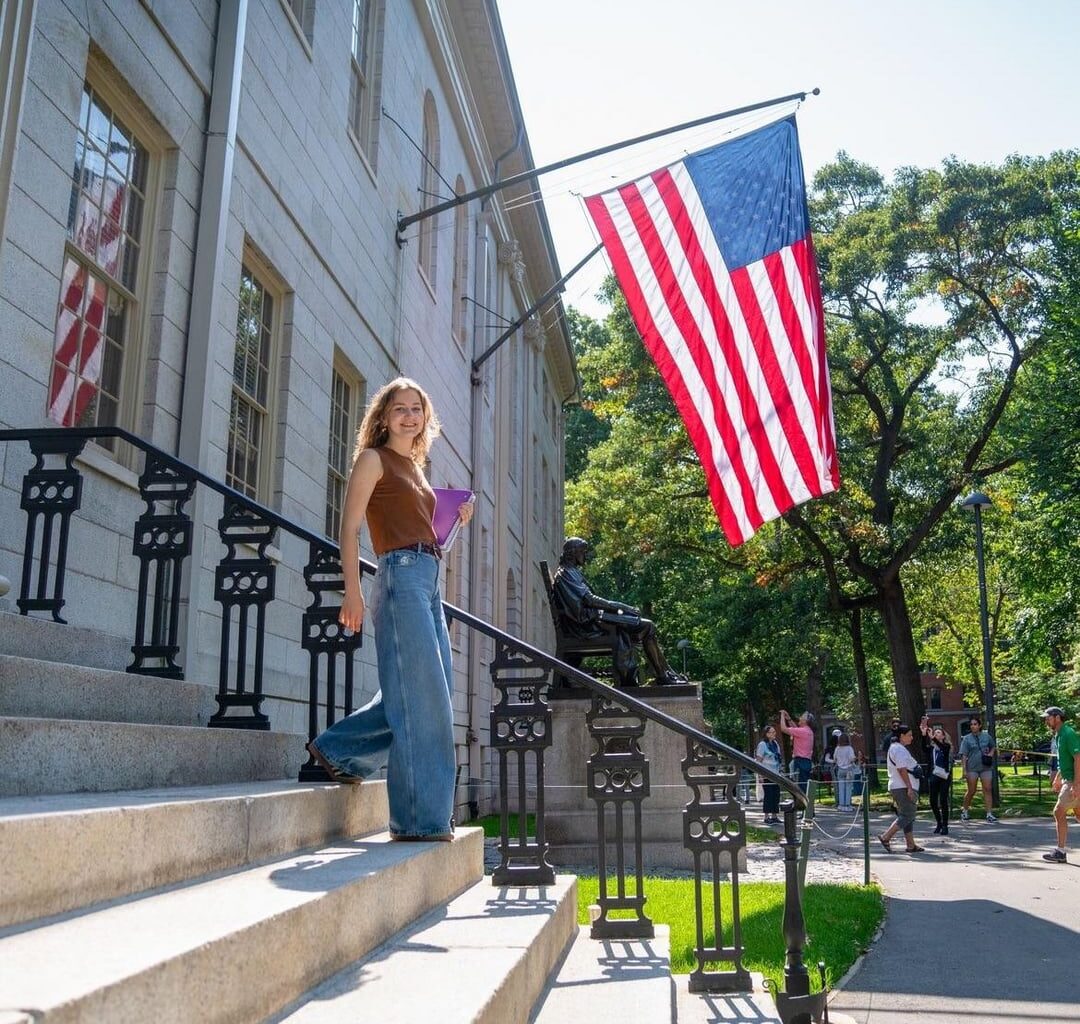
[0,653,215,726]
[269,875,578,1024]
[0,827,485,1024]
[0,716,305,796]
[532,924,673,1024]
[0,779,389,929]
[673,974,785,1023]
[0,610,131,671]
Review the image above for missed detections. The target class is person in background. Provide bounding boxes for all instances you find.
[780,709,815,794]
[755,724,784,825]
[1041,707,1080,864]
[922,721,954,835]
[878,725,924,854]
[959,715,998,823]
[833,731,858,812]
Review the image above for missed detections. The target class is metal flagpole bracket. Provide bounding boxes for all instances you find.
[395,88,821,241]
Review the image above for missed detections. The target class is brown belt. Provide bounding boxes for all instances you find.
[384,542,441,560]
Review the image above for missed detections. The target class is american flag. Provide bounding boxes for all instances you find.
[585,116,839,546]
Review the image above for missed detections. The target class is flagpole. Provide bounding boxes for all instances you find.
[471,242,604,377]
[395,88,819,244]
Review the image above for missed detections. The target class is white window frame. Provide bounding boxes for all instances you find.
[451,175,468,347]
[226,249,282,503]
[325,355,364,540]
[349,0,384,174]
[417,91,440,289]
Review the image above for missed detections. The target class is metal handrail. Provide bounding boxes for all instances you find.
[0,425,804,803]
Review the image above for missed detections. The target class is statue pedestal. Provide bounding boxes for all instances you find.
[544,687,746,872]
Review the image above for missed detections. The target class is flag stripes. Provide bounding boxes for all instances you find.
[585,122,838,545]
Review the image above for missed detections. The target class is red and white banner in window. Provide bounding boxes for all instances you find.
[48,177,125,426]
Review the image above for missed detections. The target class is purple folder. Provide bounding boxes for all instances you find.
[432,487,474,549]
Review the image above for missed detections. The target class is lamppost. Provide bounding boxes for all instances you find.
[676,638,690,677]
[961,491,999,807]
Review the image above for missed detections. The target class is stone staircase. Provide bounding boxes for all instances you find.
[0,610,787,1023]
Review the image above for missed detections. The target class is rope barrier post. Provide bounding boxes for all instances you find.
[862,773,871,886]
[797,778,816,892]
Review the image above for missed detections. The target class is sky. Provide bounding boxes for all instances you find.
[496,1,1080,319]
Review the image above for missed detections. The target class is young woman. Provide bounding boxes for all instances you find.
[755,724,784,824]
[306,378,473,841]
[878,724,924,854]
[832,732,858,811]
[922,721,954,835]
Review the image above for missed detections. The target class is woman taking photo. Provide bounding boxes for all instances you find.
[306,378,473,841]
[878,724,925,854]
[833,731,858,812]
[922,721,954,835]
[755,724,784,825]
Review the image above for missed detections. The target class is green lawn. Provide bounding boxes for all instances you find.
[575,876,884,992]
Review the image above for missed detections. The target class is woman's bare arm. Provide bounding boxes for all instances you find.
[338,449,382,632]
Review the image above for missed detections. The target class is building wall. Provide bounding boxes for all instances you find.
[0,0,573,820]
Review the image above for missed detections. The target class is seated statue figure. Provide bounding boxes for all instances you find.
[551,537,685,687]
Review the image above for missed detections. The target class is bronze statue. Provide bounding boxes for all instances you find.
[551,537,685,687]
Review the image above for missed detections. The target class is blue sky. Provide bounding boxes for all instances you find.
[497,1,1080,318]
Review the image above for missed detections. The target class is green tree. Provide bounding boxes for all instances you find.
[784,151,1080,729]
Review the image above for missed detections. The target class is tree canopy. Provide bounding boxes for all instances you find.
[563,150,1080,750]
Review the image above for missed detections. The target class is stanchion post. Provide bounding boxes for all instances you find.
[797,779,816,892]
[862,777,871,886]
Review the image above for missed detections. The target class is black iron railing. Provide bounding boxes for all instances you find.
[0,427,822,1023]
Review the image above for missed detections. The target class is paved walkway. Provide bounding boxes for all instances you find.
[818,811,1079,1024]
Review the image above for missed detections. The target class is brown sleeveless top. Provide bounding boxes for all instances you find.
[366,446,437,555]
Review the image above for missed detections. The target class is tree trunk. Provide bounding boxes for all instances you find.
[879,574,926,729]
[804,648,829,758]
[849,607,880,790]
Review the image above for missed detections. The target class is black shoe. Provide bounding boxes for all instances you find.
[1042,849,1067,863]
[657,670,687,685]
[940,827,949,836]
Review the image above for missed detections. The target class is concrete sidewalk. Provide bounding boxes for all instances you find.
[820,811,1078,1024]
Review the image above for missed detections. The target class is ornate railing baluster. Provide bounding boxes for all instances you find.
[489,637,554,885]
[587,694,652,939]
[15,434,87,622]
[683,738,751,993]
[128,454,195,677]
[208,497,276,730]
[299,540,362,781]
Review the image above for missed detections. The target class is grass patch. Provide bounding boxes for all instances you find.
[575,876,883,992]
[469,813,536,838]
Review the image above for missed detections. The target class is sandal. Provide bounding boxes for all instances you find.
[907,845,926,854]
[877,834,892,852]
[306,742,362,784]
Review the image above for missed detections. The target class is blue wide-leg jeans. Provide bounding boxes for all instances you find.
[312,549,455,837]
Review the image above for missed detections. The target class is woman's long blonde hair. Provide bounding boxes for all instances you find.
[354,377,441,465]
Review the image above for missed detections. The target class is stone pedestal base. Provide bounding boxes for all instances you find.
[544,689,746,872]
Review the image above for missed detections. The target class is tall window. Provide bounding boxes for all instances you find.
[418,92,440,285]
[349,0,383,166]
[451,175,468,345]
[326,361,363,539]
[227,262,275,499]
[49,82,150,446]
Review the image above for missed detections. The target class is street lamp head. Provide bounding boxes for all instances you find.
[961,491,992,512]
[676,639,691,650]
